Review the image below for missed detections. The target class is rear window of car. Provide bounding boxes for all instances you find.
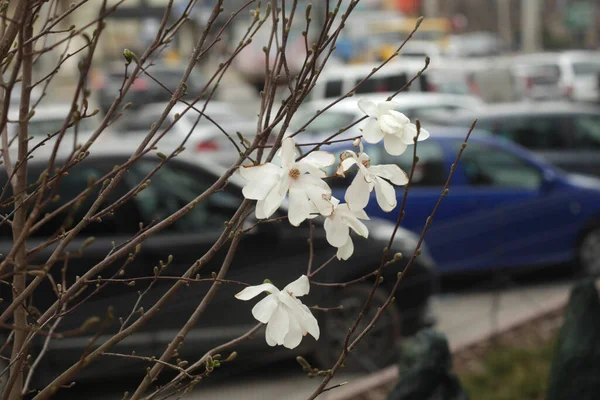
[573,62,600,76]
[355,74,408,94]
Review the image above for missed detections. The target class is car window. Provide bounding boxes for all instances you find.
[118,108,171,132]
[1,164,141,238]
[574,114,600,148]
[460,143,542,189]
[325,80,343,98]
[355,74,408,94]
[327,141,446,188]
[476,116,571,150]
[572,61,600,76]
[127,161,241,232]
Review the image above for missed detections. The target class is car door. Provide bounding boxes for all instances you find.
[120,159,324,338]
[362,140,504,273]
[454,141,572,271]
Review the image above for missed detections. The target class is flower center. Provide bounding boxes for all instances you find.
[289,168,300,180]
[361,160,371,168]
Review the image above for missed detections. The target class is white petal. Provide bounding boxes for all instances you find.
[362,118,385,144]
[337,156,358,176]
[377,101,400,115]
[261,182,287,218]
[383,134,408,156]
[298,162,327,178]
[251,293,279,323]
[401,123,419,145]
[299,175,334,217]
[369,164,409,186]
[235,283,280,300]
[417,127,430,141]
[337,237,354,260]
[379,114,403,133]
[283,275,310,297]
[265,329,277,346]
[388,110,410,124]
[279,137,297,168]
[283,315,303,349]
[324,215,350,247]
[345,173,372,212]
[239,163,280,181]
[354,208,370,220]
[255,199,268,219]
[288,187,311,226]
[302,151,335,168]
[279,295,319,340]
[358,99,379,117]
[373,176,397,212]
[266,304,289,345]
[344,215,369,238]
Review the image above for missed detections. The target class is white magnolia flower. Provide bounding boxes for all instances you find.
[358,98,430,156]
[239,137,335,226]
[235,275,319,349]
[337,149,408,212]
[324,197,369,260]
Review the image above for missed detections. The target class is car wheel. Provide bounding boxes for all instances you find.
[315,284,402,373]
[579,227,600,276]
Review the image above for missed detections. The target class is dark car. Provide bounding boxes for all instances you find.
[92,64,206,115]
[0,149,435,387]
[440,102,600,177]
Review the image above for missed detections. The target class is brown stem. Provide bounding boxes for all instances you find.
[4,14,32,400]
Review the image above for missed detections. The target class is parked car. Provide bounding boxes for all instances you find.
[113,102,255,165]
[91,64,206,115]
[441,102,600,177]
[309,60,430,101]
[0,147,436,386]
[325,127,600,276]
[512,51,600,102]
[288,92,483,143]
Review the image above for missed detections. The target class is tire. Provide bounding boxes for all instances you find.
[315,284,402,373]
[578,226,600,277]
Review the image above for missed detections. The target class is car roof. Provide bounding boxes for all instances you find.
[303,92,483,113]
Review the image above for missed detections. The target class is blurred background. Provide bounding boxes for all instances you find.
[4,1,600,399]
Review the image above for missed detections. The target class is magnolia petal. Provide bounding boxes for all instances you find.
[378,114,403,134]
[251,293,279,323]
[345,173,372,212]
[417,126,430,141]
[280,295,320,340]
[302,151,335,168]
[266,304,289,345]
[337,237,354,260]
[324,214,350,247]
[283,275,310,297]
[280,137,297,168]
[283,314,303,349]
[369,164,409,186]
[401,123,419,145]
[388,110,410,125]
[337,156,358,176]
[265,329,277,346]
[373,176,398,212]
[383,134,408,156]
[344,215,369,238]
[239,163,280,181]
[362,118,386,144]
[255,199,268,219]
[288,187,311,226]
[298,162,327,178]
[262,183,287,218]
[378,101,400,115]
[235,283,280,300]
[358,98,379,117]
[305,188,334,217]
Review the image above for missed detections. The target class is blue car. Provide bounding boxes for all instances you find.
[327,128,600,275]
